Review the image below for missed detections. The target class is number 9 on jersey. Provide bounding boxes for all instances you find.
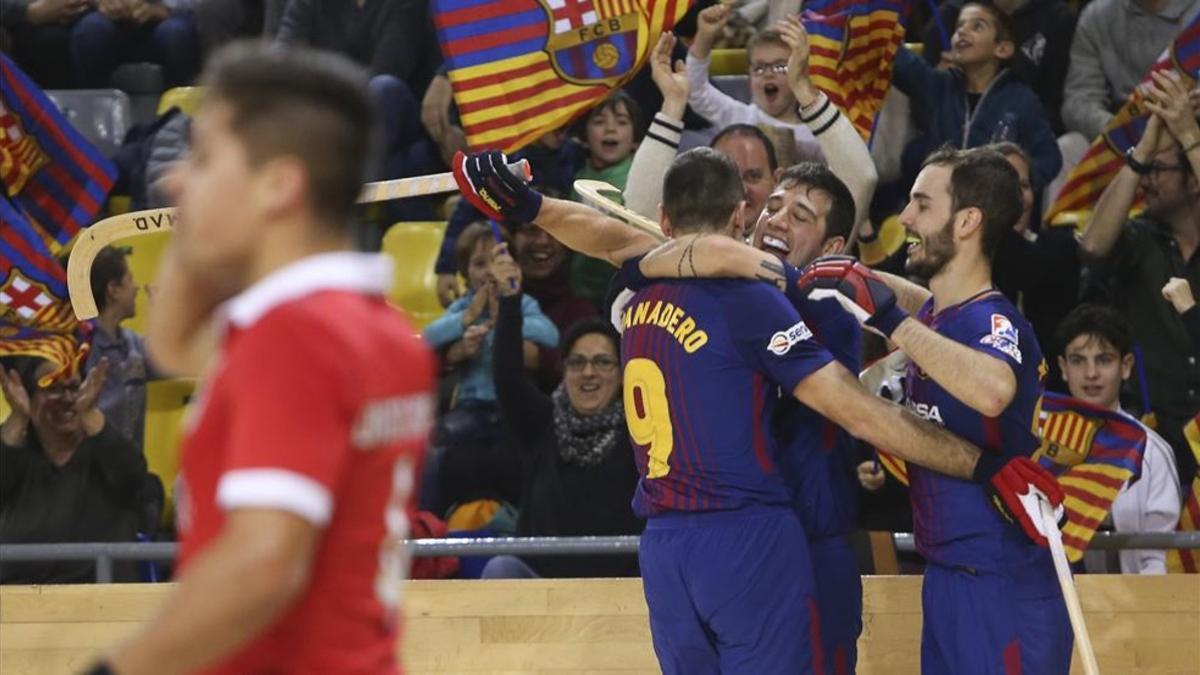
[623,358,675,479]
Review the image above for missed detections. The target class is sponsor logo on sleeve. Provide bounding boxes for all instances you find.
[767,320,814,355]
[980,313,1023,363]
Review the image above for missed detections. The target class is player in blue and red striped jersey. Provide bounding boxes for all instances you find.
[626,162,867,674]
[796,146,1074,675]
[452,147,1061,675]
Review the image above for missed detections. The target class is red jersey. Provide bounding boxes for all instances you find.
[175,252,435,674]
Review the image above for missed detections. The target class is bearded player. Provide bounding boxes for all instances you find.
[85,43,435,675]
[452,148,1062,674]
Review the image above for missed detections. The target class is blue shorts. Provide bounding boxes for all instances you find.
[639,507,821,675]
[921,562,1072,675]
[809,535,862,675]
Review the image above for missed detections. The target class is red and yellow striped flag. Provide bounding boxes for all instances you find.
[875,393,1146,562]
[803,0,908,142]
[432,0,693,153]
[1167,415,1200,573]
[1045,14,1200,225]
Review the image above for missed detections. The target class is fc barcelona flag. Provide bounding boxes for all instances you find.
[1032,392,1147,562]
[1,53,116,252]
[1045,13,1200,224]
[802,0,907,143]
[0,195,88,384]
[1167,415,1200,573]
[875,392,1146,562]
[0,56,104,383]
[432,0,694,152]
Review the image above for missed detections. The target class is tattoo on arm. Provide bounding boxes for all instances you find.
[678,234,703,278]
[755,258,786,291]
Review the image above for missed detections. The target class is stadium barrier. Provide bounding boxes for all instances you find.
[2,532,1199,583]
[0,574,1196,674]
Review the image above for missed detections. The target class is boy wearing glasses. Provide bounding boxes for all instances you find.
[684,3,821,160]
[1080,68,1200,492]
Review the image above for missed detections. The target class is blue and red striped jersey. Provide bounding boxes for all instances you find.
[905,290,1051,572]
[775,293,863,540]
[618,274,833,519]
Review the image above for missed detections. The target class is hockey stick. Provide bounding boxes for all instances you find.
[66,162,531,320]
[573,179,667,242]
[1039,499,1101,675]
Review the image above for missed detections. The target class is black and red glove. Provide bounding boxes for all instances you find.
[451,150,541,224]
[973,454,1065,547]
[795,255,908,337]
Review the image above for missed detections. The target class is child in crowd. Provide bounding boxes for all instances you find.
[1055,304,1180,574]
[424,222,559,445]
[570,90,643,306]
[892,0,1061,196]
[685,3,822,160]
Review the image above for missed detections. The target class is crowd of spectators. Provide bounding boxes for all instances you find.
[2,0,1198,582]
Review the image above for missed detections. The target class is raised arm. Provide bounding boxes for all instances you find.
[780,16,877,229]
[637,232,789,290]
[452,149,658,265]
[799,257,1016,417]
[625,32,687,221]
[1079,113,1167,261]
[685,4,754,128]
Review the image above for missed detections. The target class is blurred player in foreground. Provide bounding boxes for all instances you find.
[86,43,435,675]
[451,147,1061,674]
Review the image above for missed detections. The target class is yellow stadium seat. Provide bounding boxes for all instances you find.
[143,378,194,521]
[107,195,132,215]
[905,42,924,56]
[709,48,747,76]
[381,221,450,329]
[156,86,205,116]
[0,394,10,424]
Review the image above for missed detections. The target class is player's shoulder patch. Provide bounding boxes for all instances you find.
[979,312,1023,363]
[767,320,814,355]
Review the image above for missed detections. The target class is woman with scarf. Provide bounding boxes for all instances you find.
[483,243,642,578]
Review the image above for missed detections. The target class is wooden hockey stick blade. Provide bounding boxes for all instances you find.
[573,179,666,242]
[67,208,178,321]
[357,159,530,204]
[1040,499,1101,675]
[65,161,533,320]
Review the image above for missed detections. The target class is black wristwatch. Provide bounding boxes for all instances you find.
[1124,147,1153,175]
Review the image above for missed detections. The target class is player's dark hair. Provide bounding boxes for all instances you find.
[560,316,620,359]
[455,222,508,277]
[89,245,130,313]
[711,123,779,172]
[662,147,745,233]
[777,162,856,242]
[921,145,1022,262]
[1054,304,1133,358]
[200,41,376,226]
[987,141,1030,167]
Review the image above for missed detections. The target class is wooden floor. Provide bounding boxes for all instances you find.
[1,576,1197,674]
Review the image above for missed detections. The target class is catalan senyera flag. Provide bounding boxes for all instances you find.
[432,0,693,153]
[1167,415,1200,573]
[1045,13,1200,224]
[802,0,908,142]
[876,392,1147,562]
[1,52,116,253]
